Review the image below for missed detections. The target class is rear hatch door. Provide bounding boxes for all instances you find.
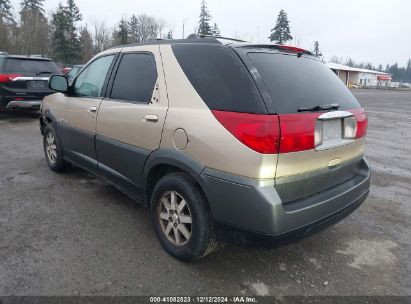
[1,57,59,98]
[238,48,367,203]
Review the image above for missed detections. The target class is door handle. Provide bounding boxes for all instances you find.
[87,106,97,113]
[143,114,158,122]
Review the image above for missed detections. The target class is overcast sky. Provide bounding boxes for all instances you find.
[10,0,411,66]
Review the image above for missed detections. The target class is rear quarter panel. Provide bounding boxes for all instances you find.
[159,45,278,180]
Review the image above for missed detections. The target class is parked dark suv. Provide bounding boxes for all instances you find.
[0,53,60,111]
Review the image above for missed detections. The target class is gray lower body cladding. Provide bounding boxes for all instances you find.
[1,99,42,110]
[201,158,371,236]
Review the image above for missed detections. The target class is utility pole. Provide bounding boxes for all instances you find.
[182,18,187,39]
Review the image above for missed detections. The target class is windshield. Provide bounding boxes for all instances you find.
[5,59,60,74]
[248,52,361,114]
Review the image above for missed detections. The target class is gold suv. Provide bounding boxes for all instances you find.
[40,37,370,261]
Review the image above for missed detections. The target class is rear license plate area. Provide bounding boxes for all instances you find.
[323,119,342,142]
[27,81,47,89]
[316,119,347,151]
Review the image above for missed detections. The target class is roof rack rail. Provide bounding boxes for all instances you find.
[195,34,247,43]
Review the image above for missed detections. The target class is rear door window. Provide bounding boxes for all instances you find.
[247,52,361,114]
[4,59,60,75]
[172,44,267,114]
[110,53,157,103]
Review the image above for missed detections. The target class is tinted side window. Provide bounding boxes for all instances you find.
[74,55,114,97]
[110,53,157,103]
[172,44,266,114]
[248,52,361,114]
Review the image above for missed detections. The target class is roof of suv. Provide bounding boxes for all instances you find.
[109,36,314,56]
[0,53,53,61]
[111,37,221,49]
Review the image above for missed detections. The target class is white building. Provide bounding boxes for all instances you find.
[327,62,392,87]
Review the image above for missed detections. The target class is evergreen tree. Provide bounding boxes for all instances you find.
[50,3,68,62]
[381,61,411,82]
[388,63,400,81]
[20,0,49,55]
[64,0,82,63]
[113,18,128,45]
[377,64,383,72]
[346,58,355,67]
[0,0,14,51]
[119,18,129,44]
[406,59,411,82]
[269,10,292,44]
[312,41,321,57]
[167,30,173,39]
[79,26,93,63]
[197,0,212,35]
[20,0,45,13]
[211,23,220,36]
[50,0,82,65]
[128,14,139,42]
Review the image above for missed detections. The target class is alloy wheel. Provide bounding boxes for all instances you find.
[46,132,57,164]
[158,191,193,246]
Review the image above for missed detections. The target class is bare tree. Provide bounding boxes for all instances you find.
[292,32,302,47]
[127,14,165,42]
[93,20,112,53]
[157,18,165,39]
[330,56,343,64]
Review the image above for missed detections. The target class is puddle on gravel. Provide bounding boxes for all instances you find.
[336,239,398,269]
[247,281,270,296]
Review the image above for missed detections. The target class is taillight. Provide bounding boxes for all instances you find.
[349,109,368,139]
[212,109,367,155]
[278,113,320,153]
[0,74,22,83]
[277,45,307,53]
[212,110,280,154]
[343,116,357,139]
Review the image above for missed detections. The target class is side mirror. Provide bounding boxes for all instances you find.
[49,75,68,93]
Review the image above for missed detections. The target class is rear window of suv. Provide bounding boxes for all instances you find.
[247,52,361,114]
[5,59,60,74]
[172,44,267,114]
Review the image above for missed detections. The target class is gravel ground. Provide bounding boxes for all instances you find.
[0,89,410,296]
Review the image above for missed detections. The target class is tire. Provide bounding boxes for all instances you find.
[43,123,68,172]
[150,172,217,262]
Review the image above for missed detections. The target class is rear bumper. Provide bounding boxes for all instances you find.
[201,158,371,238]
[6,100,42,110]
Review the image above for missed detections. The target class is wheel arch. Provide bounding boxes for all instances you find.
[143,149,208,205]
[40,109,57,134]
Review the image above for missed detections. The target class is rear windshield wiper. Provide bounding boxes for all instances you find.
[35,71,53,76]
[298,103,340,112]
